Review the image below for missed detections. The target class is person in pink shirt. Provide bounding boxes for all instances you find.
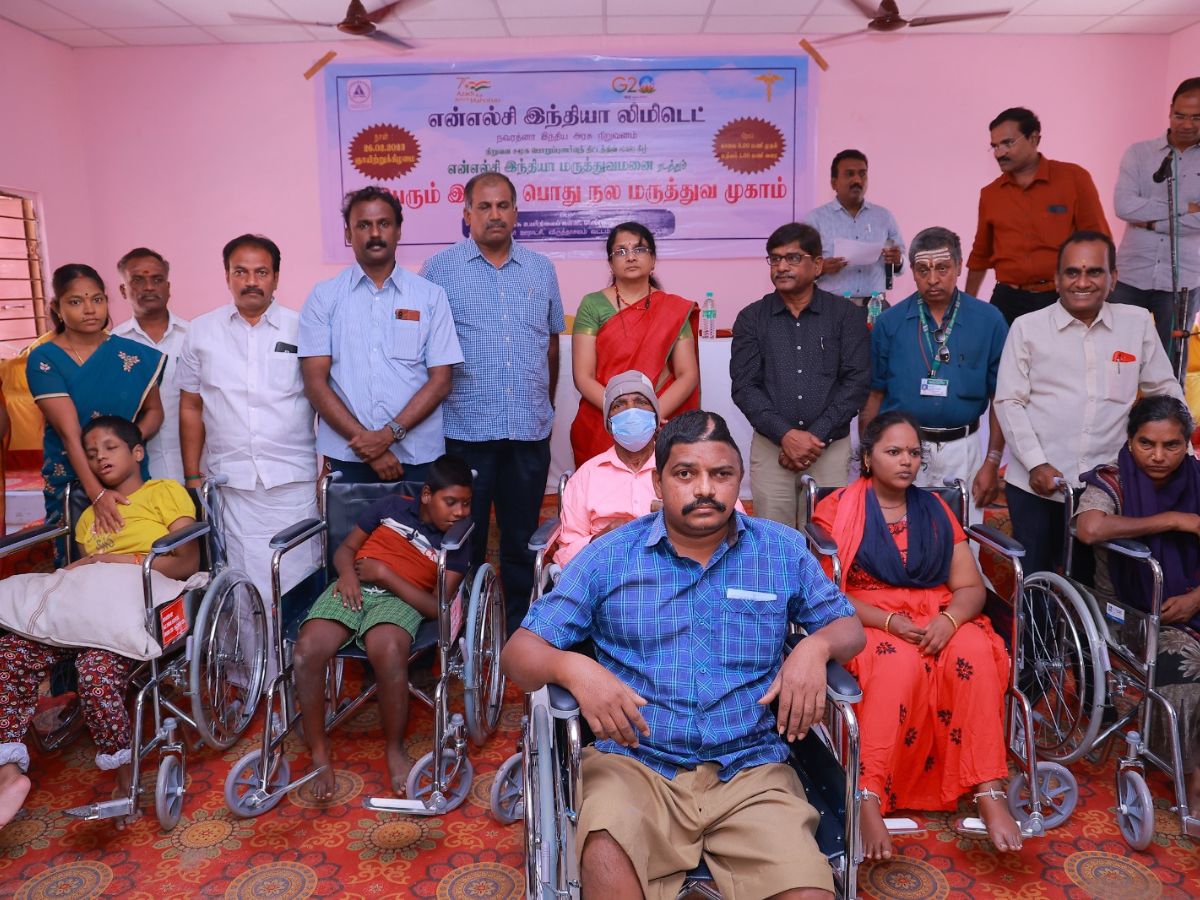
[555,371,661,567]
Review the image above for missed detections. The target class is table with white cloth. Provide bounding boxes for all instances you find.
[549,335,753,498]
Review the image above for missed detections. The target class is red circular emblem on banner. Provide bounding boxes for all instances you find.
[348,124,420,180]
[712,118,786,174]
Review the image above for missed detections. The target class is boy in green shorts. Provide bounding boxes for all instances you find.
[293,454,472,800]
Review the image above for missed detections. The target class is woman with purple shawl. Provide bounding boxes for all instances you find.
[1075,395,1200,815]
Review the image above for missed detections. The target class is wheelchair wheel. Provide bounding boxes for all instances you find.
[225,749,291,818]
[190,570,268,751]
[528,704,559,896]
[406,749,474,813]
[1007,761,1078,830]
[1116,768,1156,850]
[154,754,185,830]
[464,563,506,746]
[490,752,524,824]
[1020,573,1106,765]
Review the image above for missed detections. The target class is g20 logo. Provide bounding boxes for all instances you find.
[611,75,656,94]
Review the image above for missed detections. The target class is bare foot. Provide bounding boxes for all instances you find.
[308,755,336,803]
[976,790,1023,852]
[387,746,415,796]
[0,764,31,828]
[859,793,894,860]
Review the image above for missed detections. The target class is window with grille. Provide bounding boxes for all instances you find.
[0,191,47,350]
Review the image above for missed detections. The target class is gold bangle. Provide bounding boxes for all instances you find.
[940,610,959,630]
[883,612,896,634]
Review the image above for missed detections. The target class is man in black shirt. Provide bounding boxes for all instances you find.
[731,222,871,528]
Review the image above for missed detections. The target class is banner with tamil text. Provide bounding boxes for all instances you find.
[318,55,813,262]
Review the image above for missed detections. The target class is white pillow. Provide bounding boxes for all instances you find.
[0,563,205,661]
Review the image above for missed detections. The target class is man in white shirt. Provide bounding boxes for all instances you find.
[177,234,320,613]
[113,247,188,483]
[995,230,1183,578]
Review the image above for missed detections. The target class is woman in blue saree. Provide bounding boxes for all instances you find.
[27,264,165,561]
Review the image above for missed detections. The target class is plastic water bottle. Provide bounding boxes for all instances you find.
[701,292,717,339]
[867,292,884,328]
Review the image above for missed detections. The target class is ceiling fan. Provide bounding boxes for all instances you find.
[813,0,1011,47]
[231,0,418,49]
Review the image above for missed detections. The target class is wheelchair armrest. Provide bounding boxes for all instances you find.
[528,518,561,552]
[0,523,69,558]
[546,684,580,716]
[825,659,862,704]
[1098,537,1153,560]
[784,632,863,703]
[966,524,1025,559]
[440,516,474,552]
[149,522,211,556]
[803,522,838,557]
[269,517,325,551]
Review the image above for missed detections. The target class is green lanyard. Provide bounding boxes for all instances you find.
[918,294,960,378]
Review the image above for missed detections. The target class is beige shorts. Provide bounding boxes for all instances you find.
[576,749,834,900]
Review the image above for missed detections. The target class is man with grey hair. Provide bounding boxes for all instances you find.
[859,227,1009,523]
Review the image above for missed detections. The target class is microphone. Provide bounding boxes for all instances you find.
[885,262,894,291]
[1152,153,1174,184]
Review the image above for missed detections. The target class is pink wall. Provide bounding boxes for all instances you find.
[0,19,93,274]
[3,24,1197,326]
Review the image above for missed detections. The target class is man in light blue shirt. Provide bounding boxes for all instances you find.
[805,149,905,304]
[1111,77,1200,358]
[300,187,463,484]
[420,173,565,632]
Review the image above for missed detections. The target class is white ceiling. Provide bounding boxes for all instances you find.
[3,0,1199,48]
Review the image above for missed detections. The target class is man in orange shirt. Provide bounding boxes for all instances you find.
[965,107,1110,326]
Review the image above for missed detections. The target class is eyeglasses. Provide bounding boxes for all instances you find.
[988,135,1025,154]
[610,246,653,259]
[931,326,951,363]
[766,252,814,267]
[912,263,955,279]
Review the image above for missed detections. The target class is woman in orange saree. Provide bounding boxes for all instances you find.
[812,411,1021,859]
[569,222,699,467]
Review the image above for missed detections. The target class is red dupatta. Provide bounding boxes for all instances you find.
[569,291,700,467]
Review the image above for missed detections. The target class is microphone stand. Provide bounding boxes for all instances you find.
[1165,151,1190,384]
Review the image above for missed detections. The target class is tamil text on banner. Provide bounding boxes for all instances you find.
[317,55,814,262]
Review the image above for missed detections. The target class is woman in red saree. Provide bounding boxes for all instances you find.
[812,411,1022,859]
[570,222,700,467]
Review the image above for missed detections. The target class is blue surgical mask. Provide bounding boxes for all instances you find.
[609,407,657,452]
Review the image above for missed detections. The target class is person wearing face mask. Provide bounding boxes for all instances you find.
[555,371,663,567]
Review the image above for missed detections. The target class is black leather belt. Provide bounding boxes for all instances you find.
[919,420,980,442]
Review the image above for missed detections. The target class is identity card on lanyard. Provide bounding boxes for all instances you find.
[918,295,958,398]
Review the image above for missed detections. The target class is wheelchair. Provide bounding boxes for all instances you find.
[223,472,506,818]
[1018,482,1200,848]
[1,475,267,830]
[490,484,864,897]
[800,475,1079,838]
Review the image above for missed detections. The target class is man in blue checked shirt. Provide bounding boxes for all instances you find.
[420,173,565,634]
[300,187,463,485]
[503,410,864,900]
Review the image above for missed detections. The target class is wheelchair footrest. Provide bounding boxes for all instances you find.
[884,817,924,835]
[361,796,441,816]
[64,797,136,821]
[957,816,1040,839]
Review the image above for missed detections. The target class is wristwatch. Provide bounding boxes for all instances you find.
[387,421,407,443]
